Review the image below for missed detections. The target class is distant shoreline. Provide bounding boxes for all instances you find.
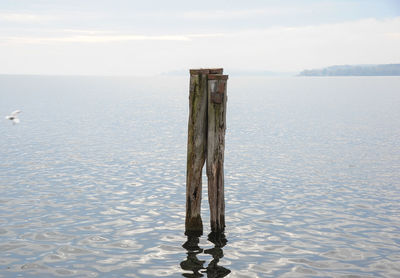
[299,64,400,76]
[1,64,400,78]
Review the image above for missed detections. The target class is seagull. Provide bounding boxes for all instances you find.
[5,110,22,125]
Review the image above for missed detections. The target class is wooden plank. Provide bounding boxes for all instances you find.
[190,69,210,75]
[209,68,224,74]
[207,74,228,80]
[190,68,223,75]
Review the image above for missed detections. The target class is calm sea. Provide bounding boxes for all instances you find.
[0,75,399,277]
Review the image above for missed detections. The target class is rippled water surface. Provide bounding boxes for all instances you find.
[1,75,400,277]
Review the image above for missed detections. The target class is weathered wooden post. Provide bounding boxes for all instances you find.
[206,73,228,233]
[185,69,209,235]
[186,68,227,235]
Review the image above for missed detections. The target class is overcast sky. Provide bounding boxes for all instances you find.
[0,0,399,75]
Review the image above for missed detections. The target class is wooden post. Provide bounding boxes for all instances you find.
[186,68,226,235]
[185,69,208,235]
[207,74,228,233]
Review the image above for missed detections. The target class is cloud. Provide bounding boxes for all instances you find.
[0,17,399,75]
[0,12,57,23]
[385,32,400,38]
[3,34,190,44]
[182,7,312,20]
[164,17,400,72]
[0,29,225,44]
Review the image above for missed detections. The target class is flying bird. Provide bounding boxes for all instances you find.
[5,110,22,125]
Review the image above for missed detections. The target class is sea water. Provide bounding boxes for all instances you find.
[0,75,399,277]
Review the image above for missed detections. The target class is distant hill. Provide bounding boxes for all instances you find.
[299,64,400,76]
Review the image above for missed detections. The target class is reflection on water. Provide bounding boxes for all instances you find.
[204,233,230,278]
[181,232,230,278]
[181,234,205,277]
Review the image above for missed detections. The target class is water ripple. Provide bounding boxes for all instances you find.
[1,76,400,277]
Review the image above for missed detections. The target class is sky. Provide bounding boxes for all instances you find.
[0,0,399,76]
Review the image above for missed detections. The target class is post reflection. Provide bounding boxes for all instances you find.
[181,232,231,278]
[204,232,231,277]
[181,233,205,277]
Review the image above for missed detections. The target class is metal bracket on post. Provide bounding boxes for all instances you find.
[210,82,225,104]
